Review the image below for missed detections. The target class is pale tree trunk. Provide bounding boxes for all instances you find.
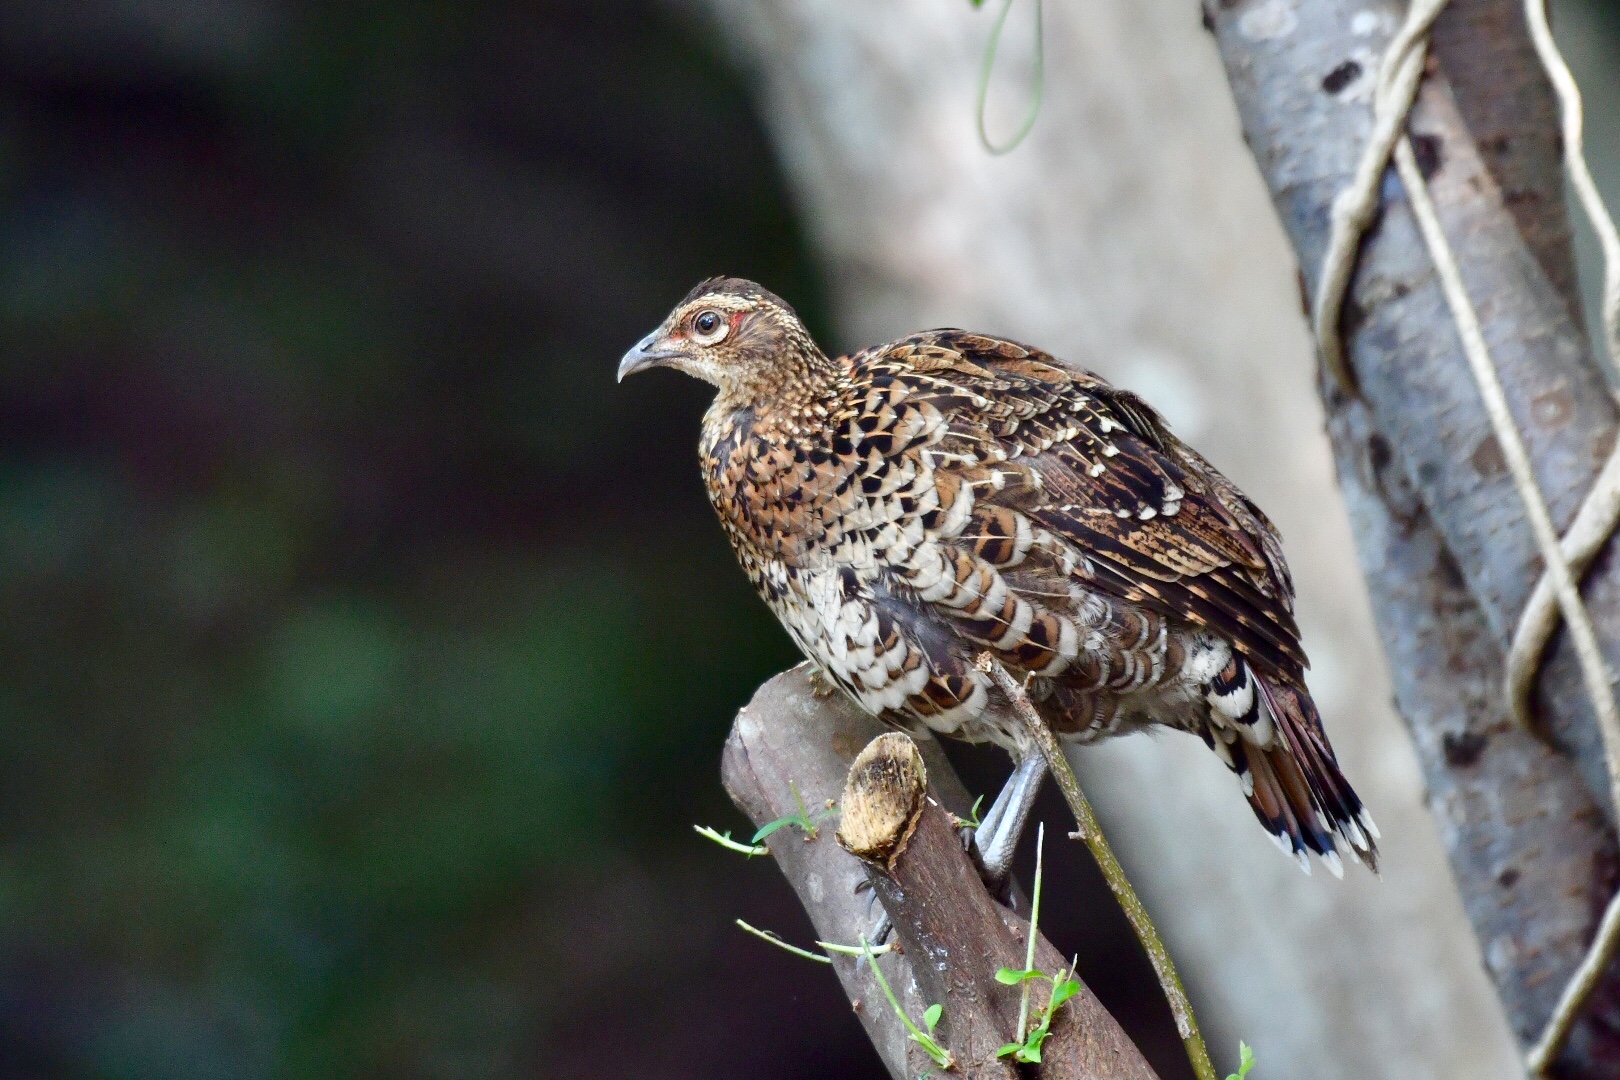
[681,1,1524,1076]
[1206,0,1620,1071]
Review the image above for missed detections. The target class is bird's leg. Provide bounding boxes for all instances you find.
[962,751,1029,854]
[974,753,1050,887]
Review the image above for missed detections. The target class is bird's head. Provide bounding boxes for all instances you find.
[618,277,823,401]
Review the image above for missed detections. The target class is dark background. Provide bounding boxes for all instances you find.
[0,2,1615,1078]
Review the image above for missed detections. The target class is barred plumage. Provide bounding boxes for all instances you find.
[620,277,1378,873]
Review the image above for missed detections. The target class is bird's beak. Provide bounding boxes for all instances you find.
[618,332,680,382]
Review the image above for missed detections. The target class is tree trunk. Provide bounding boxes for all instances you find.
[1206,0,1620,1072]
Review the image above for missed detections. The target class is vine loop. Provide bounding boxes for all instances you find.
[975,0,1044,155]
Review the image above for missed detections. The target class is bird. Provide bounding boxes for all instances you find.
[619,276,1378,880]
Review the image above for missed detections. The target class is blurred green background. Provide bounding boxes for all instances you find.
[0,2,1616,1078]
[0,2,841,1075]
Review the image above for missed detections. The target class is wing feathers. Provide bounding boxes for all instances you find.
[870,329,1308,686]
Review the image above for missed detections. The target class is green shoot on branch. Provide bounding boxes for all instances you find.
[736,919,831,963]
[963,794,985,830]
[693,824,769,857]
[817,938,894,958]
[1226,1041,1256,1080]
[993,822,1082,1063]
[752,780,838,843]
[861,934,953,1071]
[734,920,894,965]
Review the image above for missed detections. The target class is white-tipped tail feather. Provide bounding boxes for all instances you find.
[1207,657,1379,875]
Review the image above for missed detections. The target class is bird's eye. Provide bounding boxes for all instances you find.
[690,309,728,344]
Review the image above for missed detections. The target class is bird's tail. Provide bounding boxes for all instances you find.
[1245,675,1379,877]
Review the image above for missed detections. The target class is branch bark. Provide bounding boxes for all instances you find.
[1208,0,1620,1070]
[723,665,1159,1080]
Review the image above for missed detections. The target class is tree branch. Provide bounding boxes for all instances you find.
[1212,0,1618,805]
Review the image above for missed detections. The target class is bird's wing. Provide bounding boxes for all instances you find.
[867,329,1307,684]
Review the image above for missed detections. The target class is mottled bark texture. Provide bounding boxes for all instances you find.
[1431,0,1581,309]
[722,666,1157,1080]
[1210,0,1620,1070]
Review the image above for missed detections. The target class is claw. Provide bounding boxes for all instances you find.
[852,879,893,945]
[807,666,839,698]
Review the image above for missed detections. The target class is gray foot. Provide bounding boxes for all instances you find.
[975,754,1049,887]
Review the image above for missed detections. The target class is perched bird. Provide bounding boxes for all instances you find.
[620,277,1378,878]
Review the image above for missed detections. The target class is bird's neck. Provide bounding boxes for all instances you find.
[711,340,841,419]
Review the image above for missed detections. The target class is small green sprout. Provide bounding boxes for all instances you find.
[817,938,894,959]
[734,919,892,964]
[962,794,986,830]
[995,960,1080,1063]
[992,822,1081,1063]
[736,919,831,963]
[861,934,953,1071]
[752,780,838,843]
[1226,1041,1256,1080]
[693,824,770,857]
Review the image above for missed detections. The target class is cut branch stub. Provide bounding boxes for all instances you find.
[723,669,1161,1079]
[836,731,928,869]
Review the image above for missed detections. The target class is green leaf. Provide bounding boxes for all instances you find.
[995,966,1038,985]
[1049,978,1081,1009]
[997,1042,1021,1058]
[1226,1041,1256,1080]
[751,815,803,843]
[923,1003,943,1033]
[967,794,985,827]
